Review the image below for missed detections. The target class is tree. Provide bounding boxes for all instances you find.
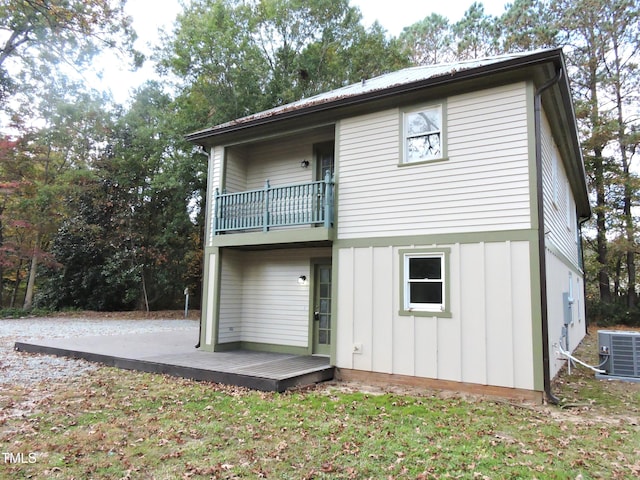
[399,13,454,65]
[158,0,407,129]
[0,74,114,309]
[453,2,501,60]
[553,0,640,308]
[84,82,200,310]
[500,0,558,52]
[599,0,640,307]
[0,0,140,109]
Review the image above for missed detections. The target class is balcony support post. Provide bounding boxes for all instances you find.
[323,171,333,229]
[263,179,270,232]
[213,187,220,236]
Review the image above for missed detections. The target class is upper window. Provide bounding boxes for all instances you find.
[399,249,450,317]
[404,105,443,163]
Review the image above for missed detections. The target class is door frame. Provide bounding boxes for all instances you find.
[313,141,335,182]
[309,257,332,356]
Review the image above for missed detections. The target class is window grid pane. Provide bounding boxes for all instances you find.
[405,105,442,162]
[409,282,443,304]
[405,254,445,311]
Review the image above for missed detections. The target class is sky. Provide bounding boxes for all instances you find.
[100,0,510,104]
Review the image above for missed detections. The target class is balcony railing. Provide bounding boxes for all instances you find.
[213,172,334,234]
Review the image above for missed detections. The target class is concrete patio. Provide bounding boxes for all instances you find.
[14,328,334,392]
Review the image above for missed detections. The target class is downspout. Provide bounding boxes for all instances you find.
[534,66,563,405]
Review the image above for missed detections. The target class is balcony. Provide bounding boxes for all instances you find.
[211,173,334,246]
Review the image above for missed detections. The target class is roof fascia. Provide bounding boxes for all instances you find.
[186,49,567,146]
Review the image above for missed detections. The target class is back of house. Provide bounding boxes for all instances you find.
[187,48,591,402]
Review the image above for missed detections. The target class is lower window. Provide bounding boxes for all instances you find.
[400,249,450,317]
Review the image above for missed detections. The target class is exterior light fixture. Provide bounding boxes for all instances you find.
[301,159,310,168]
[298,275,307,285]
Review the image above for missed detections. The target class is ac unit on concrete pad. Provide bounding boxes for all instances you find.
[596,330,640,382]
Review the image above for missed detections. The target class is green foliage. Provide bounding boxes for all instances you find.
[453,2,501,59]
[587,299,640,327]
[0,306,54,318]
[159,0,408,129]
[2,0,638,313]
[0,0,140,109]
[35,176,142,311]
[500,0,559,51]
[399,14,453,65]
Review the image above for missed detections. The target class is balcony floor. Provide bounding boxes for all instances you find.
[14,329,334,392]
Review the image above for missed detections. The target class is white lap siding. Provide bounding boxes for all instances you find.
[540,110,586,378]
[540,112,580,267]
[218,247,331,347]
[336,241,536,390]
[217,250,244,344]
[243,128,333,190]
[337,83,531,239]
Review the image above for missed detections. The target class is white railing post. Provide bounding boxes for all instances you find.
[213,187,220,235]
[323,171,333,229]
[263,179,270,232]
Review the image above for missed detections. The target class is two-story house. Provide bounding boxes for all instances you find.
[186,48,591,402]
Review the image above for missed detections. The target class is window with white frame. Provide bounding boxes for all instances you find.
[404,105,443,163]
[403,253,445,312]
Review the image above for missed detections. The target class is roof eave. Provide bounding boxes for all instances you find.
[185,49,567,145]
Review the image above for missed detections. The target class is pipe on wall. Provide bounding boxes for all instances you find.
[534,66,563,405]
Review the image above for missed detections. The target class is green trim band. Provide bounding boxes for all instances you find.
[212,227,334,247]
[215,341,311,356]
[335,229,537,249]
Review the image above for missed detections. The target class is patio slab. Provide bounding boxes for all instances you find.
[14,329,334,392]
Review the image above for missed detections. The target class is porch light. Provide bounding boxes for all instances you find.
[298,275,307,285]
[301,159,309,168]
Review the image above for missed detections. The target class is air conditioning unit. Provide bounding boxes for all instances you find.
[597,330,640,380]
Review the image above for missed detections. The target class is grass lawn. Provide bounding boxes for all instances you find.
[1,330,639,479]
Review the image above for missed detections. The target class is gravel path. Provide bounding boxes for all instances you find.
[0,317,198,387]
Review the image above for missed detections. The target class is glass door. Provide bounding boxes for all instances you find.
[313,263,332,356]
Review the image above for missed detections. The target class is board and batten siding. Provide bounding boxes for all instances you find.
[336,241,536,390]
[337,83,531,239]
[217,247,331,347]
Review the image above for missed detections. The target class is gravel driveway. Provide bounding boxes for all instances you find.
[0,317,198,387]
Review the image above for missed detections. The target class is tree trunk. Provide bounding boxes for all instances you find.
[10,259,22,308]
[594,150,611,303]
[611,36,637,308]
[23,232,40,310]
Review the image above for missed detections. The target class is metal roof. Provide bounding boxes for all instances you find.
[186,50,554,139]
